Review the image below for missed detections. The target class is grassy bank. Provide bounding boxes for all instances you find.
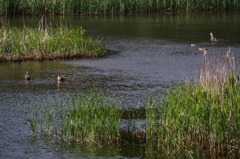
[1,0,240,16]
[0,25,108,62]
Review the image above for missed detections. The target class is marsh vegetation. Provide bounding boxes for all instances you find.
[0,0,239,16]
[0,24,107,62]
[31,90,122,145]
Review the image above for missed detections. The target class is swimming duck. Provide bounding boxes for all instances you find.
[210,32,217,42]
[24,71,30,80]
[57,75,67,82]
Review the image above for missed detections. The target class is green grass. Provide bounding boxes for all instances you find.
[0,25,107,62]
[0,0,240,16]
[145,53,240,156]
[156,79,240,155]
[31,90,122,145]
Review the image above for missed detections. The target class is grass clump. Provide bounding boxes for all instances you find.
[0,25,106,62]
[145,52,240,156]
[31,90,122,145]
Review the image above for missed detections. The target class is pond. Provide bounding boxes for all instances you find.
[0,12,240,159]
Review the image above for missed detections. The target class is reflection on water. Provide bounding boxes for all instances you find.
[1,13,240,159]
[9,12,240,44]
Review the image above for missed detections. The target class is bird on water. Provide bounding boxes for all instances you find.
[210,32,218,42]
[25,71,30,80]
[57,75,67,82]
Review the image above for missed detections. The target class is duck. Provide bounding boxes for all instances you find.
[210,32,227,42]
[210,32,218,42]
[57,75,67,82]
[199,48,207,55]
[24,71,30,80]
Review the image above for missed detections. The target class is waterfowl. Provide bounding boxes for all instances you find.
[24,71,30,80]
[210,32,217,42]
[199,48,207,55]
[57,75,67,82]
[210,32,227,42]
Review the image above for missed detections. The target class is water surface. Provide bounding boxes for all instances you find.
[1,12,240,159]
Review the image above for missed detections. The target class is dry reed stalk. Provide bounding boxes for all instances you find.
[198,47,239,95]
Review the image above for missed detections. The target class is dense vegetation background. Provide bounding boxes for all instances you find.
[0,0,239,15]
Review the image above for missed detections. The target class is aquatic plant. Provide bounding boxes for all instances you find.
[0,0,240,16]
[199,47,238,94]
[0,25,106,62]
[31,90,122,145]
[146,96,158,141]
[145,49,240,157]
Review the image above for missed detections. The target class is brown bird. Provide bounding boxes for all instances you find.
[210,32,217,42]
[199,48,207,55]
[24,71,30,80]
[57,75,67,82]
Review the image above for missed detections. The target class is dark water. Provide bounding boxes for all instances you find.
[1,13,240,159]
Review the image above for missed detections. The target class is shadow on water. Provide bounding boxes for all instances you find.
[1,12,240,159]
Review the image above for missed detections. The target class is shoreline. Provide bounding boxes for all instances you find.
[0,26,118,63]
[0,49,118,63]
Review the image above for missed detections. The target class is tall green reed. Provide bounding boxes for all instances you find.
[146,95,158,140]
[145,47,240,156]
[31,90,122,145]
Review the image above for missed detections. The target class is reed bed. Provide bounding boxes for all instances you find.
[0,25,106,62]
[1,0,240,16]
[199,49,238,95]
[31,90,122,145]
[145,50,240,156]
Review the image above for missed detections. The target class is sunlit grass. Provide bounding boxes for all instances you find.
[0,25,106,62]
